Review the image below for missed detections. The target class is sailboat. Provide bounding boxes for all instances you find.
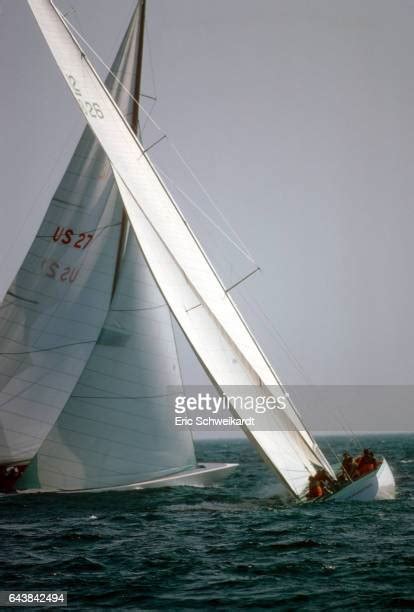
[0,0,395,502]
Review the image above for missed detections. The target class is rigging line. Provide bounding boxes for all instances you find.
[62,8,75,19]
[238,288,358,441]
[169,142,255,261]
[325,439,342,467]
[334,406,364,451]
[239,288,313,385]
[225,266,261,293]
[139,92,157,101]
[111,303,166,312]
[0,339,96,356]
[142,133,167,154]
[233,289,318,436]
[60,12,255,266]
[140,97,157,137]
[239,287,315,391]
[153,163,256,263]
[115,88,157,101]
[36,221,121,239]
[65,3,83,38]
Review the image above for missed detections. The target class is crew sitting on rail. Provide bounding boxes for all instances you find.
[357,448,378,476]
[339,451,354,481]
[307,474,325,499]
[315,468,335,492]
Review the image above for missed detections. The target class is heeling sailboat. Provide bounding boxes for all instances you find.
[15,0,394,501]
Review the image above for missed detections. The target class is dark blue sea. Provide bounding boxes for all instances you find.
[1,434,413,610]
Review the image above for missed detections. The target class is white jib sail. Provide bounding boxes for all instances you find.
[28,0,335,497]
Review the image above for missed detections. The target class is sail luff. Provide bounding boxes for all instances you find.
[27,0,335,496]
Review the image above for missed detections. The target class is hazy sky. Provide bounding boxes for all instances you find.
[1,1,414,429]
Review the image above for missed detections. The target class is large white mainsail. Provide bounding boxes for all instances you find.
[28,0,335,498]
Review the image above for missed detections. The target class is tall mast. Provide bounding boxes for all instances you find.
[111,0,146,297]
[132,0,146,139]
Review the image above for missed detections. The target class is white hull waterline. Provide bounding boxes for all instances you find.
[15,463,238,495]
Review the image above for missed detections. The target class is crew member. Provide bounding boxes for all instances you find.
[357,448,377,476]
[0,465,20,493]
[340,451,354,481]
[315,468,334,493]
[307,475,325,499]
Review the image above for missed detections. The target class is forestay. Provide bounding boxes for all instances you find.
[28,0,335,497]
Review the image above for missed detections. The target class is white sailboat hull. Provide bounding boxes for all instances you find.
[326,458,396,502]
[16,462,238,495]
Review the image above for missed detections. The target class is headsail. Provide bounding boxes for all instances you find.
[27,0,335,497]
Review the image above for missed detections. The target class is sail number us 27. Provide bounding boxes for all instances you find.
[53,226,94,249]
[41,226,95,284]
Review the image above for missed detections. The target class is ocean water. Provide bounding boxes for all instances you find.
[1,434,413,611]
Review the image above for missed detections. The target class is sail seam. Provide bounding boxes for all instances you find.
[0,340,96,355]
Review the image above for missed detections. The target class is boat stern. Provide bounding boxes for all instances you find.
[327,457,396,502]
